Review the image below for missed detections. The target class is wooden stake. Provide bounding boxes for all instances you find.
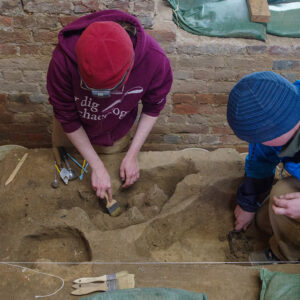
[247,0,271,23]
[5,153,28,186]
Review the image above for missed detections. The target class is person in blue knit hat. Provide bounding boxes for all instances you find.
[227,71,300,263]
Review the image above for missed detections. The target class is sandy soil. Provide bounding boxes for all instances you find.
[0,147,298,299]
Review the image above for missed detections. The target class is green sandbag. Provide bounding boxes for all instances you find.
[260,268,300,300]
[80,287,208,300]
[267,3,300,37]
[268,0,299,3]
[167,0,266,41]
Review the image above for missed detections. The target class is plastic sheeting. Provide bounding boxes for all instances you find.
[79,288,208,300]
[268,0,300,3]
[167,0,266,41]
[267,2,300,37]
[260,269,300,300]
[168,0,300,40]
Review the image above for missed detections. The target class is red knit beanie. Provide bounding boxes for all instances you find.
[76,21,134,89]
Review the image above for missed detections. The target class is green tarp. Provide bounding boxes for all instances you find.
[268,0,299,3]
[167,0,300,40]
[268,3,300,37]
[260,268,300,300]
[79,288,208,300]
[167,0,266,41]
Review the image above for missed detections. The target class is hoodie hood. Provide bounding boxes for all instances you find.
[58,10,147,67]
[48,10,173,146]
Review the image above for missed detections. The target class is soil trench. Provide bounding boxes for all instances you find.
[0,147,270,264]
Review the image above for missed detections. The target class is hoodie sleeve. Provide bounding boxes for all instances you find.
[237,143,279,212]
[141,54,173,117]
[47,47,82,133]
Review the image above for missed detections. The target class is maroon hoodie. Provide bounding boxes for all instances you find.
[47,10,173,146]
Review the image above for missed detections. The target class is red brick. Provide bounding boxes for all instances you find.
[0,110,13,123]
[13,15,35,28]
[197,104,214,115]
[134,1,155,11]
[0,0,22,14]
[172,93,194,104]
[173,103,198,114]
[59,16,80,27]
[19,44,40,55]
[246,45,268,55]
[39,44,55,56]
[0,30,31,43]
[146,29,176,43]
[194,70,213,80]
[220,135,242,145]
[212,126,232,135]
[24,1,72,14]
[269,46,289,57]
[195,94,214,104]
[0,16,12,27]
[235,145,249,153]
[107,1,129,11]
[214,94,228,105]
[0,44,17,56]
[32,30,58,43]
[0,94,7,103]
[179,56,225,69]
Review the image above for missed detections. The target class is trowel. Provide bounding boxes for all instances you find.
[58,147,78,181]
[52,147,69,184]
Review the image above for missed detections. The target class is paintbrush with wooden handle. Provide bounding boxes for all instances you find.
[73,270,128,284]
[71,274,135,296]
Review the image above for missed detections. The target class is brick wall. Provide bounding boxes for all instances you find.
[1,0,300,151]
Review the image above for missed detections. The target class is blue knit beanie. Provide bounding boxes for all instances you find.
[227,71,300,143]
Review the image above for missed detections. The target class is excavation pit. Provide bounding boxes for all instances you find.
[0,148,268,263]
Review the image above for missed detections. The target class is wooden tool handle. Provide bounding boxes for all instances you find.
[104,193,116,207]
[73,275,106,284]
[5,153,28,186]
[73,271,129,284]
[52,147,62,167]
[71,283,107,295]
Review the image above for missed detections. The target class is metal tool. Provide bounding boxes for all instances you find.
[59,147,78,181]
[55,164,69,185]
[51,163,59,188]
[53,147,69,184]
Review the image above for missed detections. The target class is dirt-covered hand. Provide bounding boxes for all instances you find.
[273,193,300,219]
[120,155,140,188]
[234,204,255,231]
[91,165,112,200]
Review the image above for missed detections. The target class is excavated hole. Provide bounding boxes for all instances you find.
[90,158,198,230]
[18,227,92,262]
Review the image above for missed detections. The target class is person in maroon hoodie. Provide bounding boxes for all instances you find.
[47,10,173,201]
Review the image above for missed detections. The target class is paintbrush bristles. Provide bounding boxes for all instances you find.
[105,198,122,217]
[73,270,129,284]
[116,274,135,290]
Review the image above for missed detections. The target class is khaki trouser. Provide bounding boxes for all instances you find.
[257,177,300,261]
[52,117,131,154]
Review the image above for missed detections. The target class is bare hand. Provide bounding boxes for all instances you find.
[273,193,300,219]
[91,164,112,201]
[234,205,255,231]
[120,155,140,188]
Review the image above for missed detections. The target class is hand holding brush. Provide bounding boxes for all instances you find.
[104,192,122,217]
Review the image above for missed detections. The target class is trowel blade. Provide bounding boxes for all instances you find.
[60,168,69,184]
